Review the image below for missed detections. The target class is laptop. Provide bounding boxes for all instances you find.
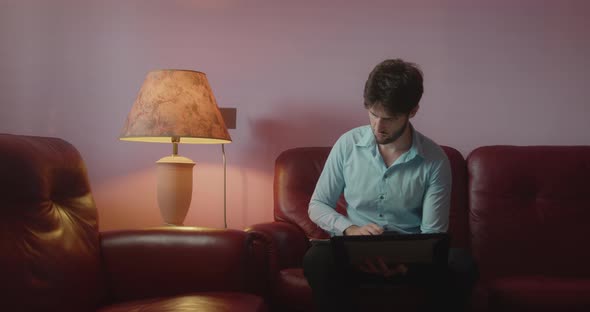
[330,232,450,268]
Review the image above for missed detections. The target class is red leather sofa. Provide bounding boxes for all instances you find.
[468,146,590,311]
[4,133,589,312]
[0,134,269,312]
[247,146,470,311]
[248,145,590,312]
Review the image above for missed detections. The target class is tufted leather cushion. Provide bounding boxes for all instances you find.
[468,146,590,281]
[0,134,101,311]
[0,134,271,312]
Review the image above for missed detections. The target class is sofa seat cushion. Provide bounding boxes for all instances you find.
[98,292,267,312]
[488,276,590,311]
[274,268,315,312]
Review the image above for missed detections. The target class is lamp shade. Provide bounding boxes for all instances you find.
[120,69,231,144]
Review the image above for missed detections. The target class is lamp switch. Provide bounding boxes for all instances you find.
[219,107,237,129]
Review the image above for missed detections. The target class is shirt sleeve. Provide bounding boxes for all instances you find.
[308,137,354,235]
[420,155,452,233]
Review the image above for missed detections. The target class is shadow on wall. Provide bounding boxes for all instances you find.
[243,100,365,172]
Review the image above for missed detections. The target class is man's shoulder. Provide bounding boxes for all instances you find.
[337,125,372,146]
[414,130,448,162]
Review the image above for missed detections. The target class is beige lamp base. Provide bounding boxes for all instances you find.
[156,155,196,226]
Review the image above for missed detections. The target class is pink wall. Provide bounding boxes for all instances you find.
[2,0,589,231]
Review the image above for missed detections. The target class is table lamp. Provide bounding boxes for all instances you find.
[120,69,231,226]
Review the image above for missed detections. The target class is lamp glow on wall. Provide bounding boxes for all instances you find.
[120,69,231,226]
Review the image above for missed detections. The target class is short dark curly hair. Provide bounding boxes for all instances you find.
[363,59,424,115]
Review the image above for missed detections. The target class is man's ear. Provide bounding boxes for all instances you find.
[409,105,420,118]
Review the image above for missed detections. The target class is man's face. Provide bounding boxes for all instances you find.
[368,104,410,145]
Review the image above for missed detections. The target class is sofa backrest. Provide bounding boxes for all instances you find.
[0,134,102,311]
[468,145,590,280]
[273,145,469,248]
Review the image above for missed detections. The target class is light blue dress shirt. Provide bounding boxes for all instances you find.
[309,124,451,236]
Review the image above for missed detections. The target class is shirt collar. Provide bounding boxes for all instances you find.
[407,124,425,160]
[356,126,375,147]
[355,123,426,160]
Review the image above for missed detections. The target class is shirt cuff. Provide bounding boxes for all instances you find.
[333,217,354,236]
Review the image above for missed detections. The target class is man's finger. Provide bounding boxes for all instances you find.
[367,223,384,235]
[395,263,408,275]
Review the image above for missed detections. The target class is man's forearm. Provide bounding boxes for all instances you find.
[309,200,353,235]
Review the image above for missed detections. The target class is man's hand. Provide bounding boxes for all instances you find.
[343,223,383,236]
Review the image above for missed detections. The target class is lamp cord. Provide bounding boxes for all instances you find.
[222,143,227,229]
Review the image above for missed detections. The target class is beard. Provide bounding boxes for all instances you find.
[374,119,409,145]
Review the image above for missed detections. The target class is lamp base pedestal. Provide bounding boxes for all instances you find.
[156,155,195,226]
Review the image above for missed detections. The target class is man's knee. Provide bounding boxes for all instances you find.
[303,243,336,279]
[448,248,479,290]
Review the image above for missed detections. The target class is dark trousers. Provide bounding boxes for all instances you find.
[303,243,478,312]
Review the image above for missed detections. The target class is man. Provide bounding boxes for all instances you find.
[303,59,476,311]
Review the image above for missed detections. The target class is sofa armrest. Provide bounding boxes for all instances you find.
[246,221,310,271]
[100,227,268,303]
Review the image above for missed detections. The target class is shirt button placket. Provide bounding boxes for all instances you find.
[378,173,387,218]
